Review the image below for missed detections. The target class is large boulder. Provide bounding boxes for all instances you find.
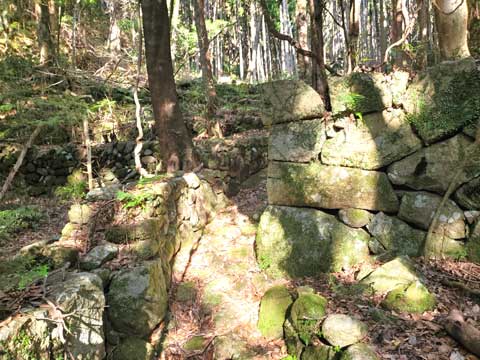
[257,285,293,339]
[268,162,399,212]
[367,212,425,257]
[387,134,480,194]
[261,80,325,125]
[269,118,326,162]
[329,72,392,114]
[111,337,155,360]
[455,177,480,210]
[107,260,168,338]
[256,206,371,278]
[321,314,367,348]
[403,59,480,144]
[398,192,466,239]
[424,233,465,259]
[0,272,106,360]
[321,110,422,170]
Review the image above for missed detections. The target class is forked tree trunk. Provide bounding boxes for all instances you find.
[434,0,471,60]
[141,0,198,172]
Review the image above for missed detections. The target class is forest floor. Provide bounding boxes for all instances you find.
[2,162,480,360]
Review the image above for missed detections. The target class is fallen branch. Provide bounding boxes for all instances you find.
[444,309,480,356]
[0,125,42,202]
[440,279,480,299]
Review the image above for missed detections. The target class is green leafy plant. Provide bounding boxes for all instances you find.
[54,181,87,201]
[281,356,297,360]
[17,264,49,290]
[333,345,342,353]
[0,206,44,244]
[258,254,272,270]
[116,190,153,209]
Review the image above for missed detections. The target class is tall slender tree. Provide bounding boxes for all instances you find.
[141,0,198,172]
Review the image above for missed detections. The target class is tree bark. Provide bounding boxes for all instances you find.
[417,0,429,69]
[434,0,471,60]
[348,0,361,72]
[295,0,310,80]
[141,0,198,172]
[193,0,221,137]
[36,0,55,65]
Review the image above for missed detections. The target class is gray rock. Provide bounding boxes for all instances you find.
[387,134,480,194]
[360,257,422,294]
[86,185,121,201]
[80,243,118,271]
[107,260,168,337]
[302,345,336,360]
[289,293,327,343]
[340,343,380,360]
[322,110,422,170]
[398,191,465,239]
[339,209,372,228]
[424,233,465,259]
[390,71,410,106]
[268,161,399,212]
[256,205,371,278]
[465,211,480,224]
[329,72,392,114]
[260,80,325,125]
[455,177,480,210]
[322,314,367,348]
[0,272,105,359]
[269,118,326,162]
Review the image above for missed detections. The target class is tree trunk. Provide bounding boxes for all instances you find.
[348,0,360,72]
[296,0,310,80]
[141,0,198,172]
[417,0,429,69]
[444,309,480,357]
[309,0,330,109]
[36,0,54,65]
[107,0,121,54]
[193,0,218,123]
[379,0,387,62]
[434,0,471,60]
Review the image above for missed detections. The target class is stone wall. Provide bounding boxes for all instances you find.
[0,173,223,359]
[256,60,480,279]
[1,134,269,196]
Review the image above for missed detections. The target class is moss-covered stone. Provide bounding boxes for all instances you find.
[260,80,325,125]
[398,192,465,239]
[321,314,367,348]
[329,72,392,114]
[340,343,380,360]
[367,212,425,257]
[112,338,155,360]
[269,118,326,162]
[183,335,207,351]
[107,260,168,337]
[322,109,422,170]
[360,257,421,294]
[423,234,466,259]
[257,285,293,339]
[338,209,372,228]
[80,243,118,270]
[68,203,93,225]
[176,281,197,302]
[387,134,480,194]
[268,162,399,212]
[256,206,371,278]
[284,318,304,358]
[290,293,328,344]
[382,282,436,313]
[301,344,336,360]
[467,235,480,263]
[404,59,480,144]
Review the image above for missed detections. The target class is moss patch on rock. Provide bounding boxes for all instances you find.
[257,285,293,339]
[382,282,436,313]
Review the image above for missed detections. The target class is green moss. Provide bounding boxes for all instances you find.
[289,293,327,345]
[406,60,480,143]
[467,236,480,264]
[183,336,206,351]
[176,281,197,302]
[382,282,436,313]
[258,285,293,339]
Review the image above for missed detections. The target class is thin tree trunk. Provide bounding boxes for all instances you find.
[296,0,309,80]
[37,0,55,65]
[348,0,361,72]
[379,0,387,62]
[141,0,198,172]
[0,126,42,202]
